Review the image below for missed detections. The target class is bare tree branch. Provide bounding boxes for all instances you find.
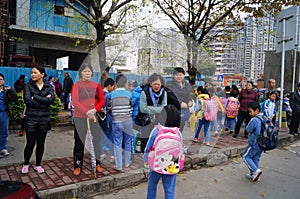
[64,0,95,25]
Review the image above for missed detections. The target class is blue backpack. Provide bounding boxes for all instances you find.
[256,116,278,151]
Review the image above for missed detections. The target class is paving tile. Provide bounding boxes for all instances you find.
[0,127,294,193]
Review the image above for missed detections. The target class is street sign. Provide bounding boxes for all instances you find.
[217,74,224,82]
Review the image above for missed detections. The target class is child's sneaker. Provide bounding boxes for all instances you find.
[204,142,210,146]
[252,169,262,182]
[114,166,122,171]
[21,165,29,174]
[34,166,45,174]
[109,156,115,163]
[0,149,9,156]
[214,131,218,137]
[125,161,131,168]
[100,154,106,161]
[245,173,253,180]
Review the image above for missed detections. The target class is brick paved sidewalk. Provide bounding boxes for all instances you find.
[0,127,294,194]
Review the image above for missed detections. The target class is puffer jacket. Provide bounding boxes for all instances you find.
[23,80,55,121]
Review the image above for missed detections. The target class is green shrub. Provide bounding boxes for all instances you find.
[9,94,62,124]
[9,93,25,125]
[50,96,63,121]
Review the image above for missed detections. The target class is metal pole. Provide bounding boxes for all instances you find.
[279,19,286,128]
[293,7,299,92]
[147,48,151,76]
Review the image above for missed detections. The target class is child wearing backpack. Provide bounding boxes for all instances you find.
[262,90,277,125]
[192,93,211,145]
[242,101,264,182]
[208,88,224,137]
[224,90,239,134]
[143,104,183,199]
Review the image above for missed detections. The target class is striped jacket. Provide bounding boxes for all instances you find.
[106,88,132,122]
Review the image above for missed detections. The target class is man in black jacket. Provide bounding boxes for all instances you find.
[62,72,73,110]
[289,82,300,135]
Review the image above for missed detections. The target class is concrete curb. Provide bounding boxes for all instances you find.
[37,133,299,199]
[38,169,148,199]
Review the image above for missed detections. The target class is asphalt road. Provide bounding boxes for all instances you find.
[93,141,300,199]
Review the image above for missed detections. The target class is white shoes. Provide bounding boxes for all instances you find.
[214,131,219,137]
[252,169,262,182]
[100,154,106,161]
[0,149,9,156]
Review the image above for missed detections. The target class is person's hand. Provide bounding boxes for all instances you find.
[46,94,51,98]
[188,100,193,107]
[5,86,11,90]
[86,108,96,117]
[181,102,188,109]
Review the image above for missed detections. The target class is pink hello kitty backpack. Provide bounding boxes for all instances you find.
[147,125,185,175]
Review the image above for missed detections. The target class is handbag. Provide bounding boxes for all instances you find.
[96,109,107,121]
[135,110,151,127]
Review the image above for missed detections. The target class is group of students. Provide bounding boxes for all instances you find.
[191,81,278,145]
[2,64,283,198]
[190,81,281,183]
[69,65,185,198]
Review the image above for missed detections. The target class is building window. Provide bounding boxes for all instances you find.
[64,7,74,17]
[54,5,64,15]
[54,5,74,17]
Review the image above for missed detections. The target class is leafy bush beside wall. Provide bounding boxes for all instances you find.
[9,93,25,125]
[50,97,62,121]
[9,93,62,126]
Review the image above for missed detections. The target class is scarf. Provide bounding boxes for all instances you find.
[149,87,164,106]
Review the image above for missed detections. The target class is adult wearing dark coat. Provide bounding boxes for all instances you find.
[21,66,55,174]
[289,82,300,135]
[63,72,73,110]
[233,81,258,138]
[14,75,26,93]
[166,67,195,132]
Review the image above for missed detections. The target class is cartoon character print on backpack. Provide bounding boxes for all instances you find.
[256,116,278,151]
[147,125,184,174]
[226,98,239,118]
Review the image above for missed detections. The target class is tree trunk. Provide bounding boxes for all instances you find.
[95,21,107,74]
[186,38,197,87]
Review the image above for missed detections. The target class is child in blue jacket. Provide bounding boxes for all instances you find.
[242,101,264,182]
[143,104,182,199]
[262,90,277,125]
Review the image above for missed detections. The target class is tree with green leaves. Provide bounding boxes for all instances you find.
[151,0,299,84]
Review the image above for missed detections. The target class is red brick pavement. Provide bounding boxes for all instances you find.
[0,154,145,191]
[0,127,291,192]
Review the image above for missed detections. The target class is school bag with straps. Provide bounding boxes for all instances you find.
[256,115,278,151]
[204,98,218,121]
[219,97,226,107]
[147,125,185,175]
[226,98,239,118]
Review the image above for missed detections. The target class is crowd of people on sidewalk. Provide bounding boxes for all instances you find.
[2,65,300,199]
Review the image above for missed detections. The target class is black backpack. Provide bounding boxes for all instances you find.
[256,116,278,151]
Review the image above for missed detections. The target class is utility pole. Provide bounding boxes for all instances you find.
[292,7,299,92]
[278,15,293,128]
